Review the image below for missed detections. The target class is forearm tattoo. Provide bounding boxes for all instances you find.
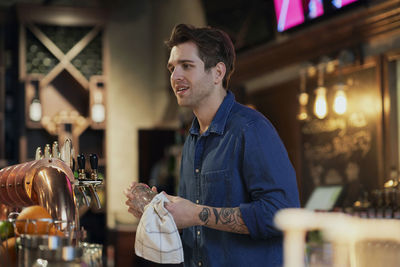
[199,207,211,224]
[198,207,249,234]
[214,208,248,234]
[213,208,219,224]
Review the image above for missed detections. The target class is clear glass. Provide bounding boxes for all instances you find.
[80,242,103,267]
[128,183,157,213]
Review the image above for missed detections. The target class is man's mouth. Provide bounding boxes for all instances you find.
[176,86,189,94]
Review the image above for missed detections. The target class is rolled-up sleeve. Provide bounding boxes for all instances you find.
[239,119,300,240]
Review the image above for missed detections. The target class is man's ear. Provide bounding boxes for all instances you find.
[214,62,226,85]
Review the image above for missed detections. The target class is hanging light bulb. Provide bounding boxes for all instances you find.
[333,83,347,115]
[314,86,328,119]
[29,80,42,122]
[298,92,309,121]
[29,99,42,122]
[297,68,309,121]
[333,50,353,116]
[91,91,105,123]
[313,62,328,119]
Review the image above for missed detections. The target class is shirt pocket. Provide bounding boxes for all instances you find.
[201,169,231,206]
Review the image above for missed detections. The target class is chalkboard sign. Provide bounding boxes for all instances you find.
[301,64,383,206]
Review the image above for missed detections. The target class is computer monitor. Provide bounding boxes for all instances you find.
[305,185,343,211]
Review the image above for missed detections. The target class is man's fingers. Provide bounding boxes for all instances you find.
[162,191,174,202]
[123,188,130,196]
[128,207,142,218]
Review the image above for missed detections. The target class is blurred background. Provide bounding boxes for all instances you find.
[0,0,399,265]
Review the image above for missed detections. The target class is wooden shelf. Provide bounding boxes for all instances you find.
[17,4,107,162]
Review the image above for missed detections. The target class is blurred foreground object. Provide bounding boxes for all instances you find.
[275,208,400,267]
[0,139,104,266]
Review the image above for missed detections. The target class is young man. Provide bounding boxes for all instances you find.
[127,24,300,267]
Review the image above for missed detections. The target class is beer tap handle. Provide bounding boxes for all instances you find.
[77,153,85,170]
[89,154,98,170]
[77,153,86,180]
[44,144,51,158]
[61,138,73,168]
[89,154,98,180]
[52,141,60,158]
[35,147,43,160]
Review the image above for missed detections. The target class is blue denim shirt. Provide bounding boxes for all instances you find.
[179,91,300,267]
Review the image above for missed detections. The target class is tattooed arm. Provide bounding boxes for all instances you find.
[163,192,249,234]
[198,206,249,234]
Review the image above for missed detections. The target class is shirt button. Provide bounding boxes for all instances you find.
[196,199,199,204]
[195,168,200,173]
[198,262,202,266]
[197,230,200,236]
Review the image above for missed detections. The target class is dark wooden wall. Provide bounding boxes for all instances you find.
[231,1,400,205]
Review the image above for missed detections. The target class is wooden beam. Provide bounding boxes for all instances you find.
[17,4,107,26]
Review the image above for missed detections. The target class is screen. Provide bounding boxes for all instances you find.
[275,0,305,32]
[305,185,343,211]
[274,0,361,32]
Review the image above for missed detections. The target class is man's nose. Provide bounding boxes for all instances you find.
[171,67,183,81]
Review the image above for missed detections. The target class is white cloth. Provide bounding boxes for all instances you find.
[135,192,184,264]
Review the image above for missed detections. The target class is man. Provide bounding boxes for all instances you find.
[127,24,300,267]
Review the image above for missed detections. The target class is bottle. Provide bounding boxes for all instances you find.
[359,191,370,218]
[383,188,394,219]
[367,190,377,218]
[392,188,400,219]
[374,190,384,218]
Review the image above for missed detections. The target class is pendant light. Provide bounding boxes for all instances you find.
[333,51,351,115]
[333,83,347,115]
[29,80,42,122]
[91,81,105,124]
[297,68,309,121]
[314,63,328,119]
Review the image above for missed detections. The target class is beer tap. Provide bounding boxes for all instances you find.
[35,147,43,160]
[88,154,101,209]
[76,153,91,206]
[75,153,103,209]
[61,138,73,169]
[52,141,60,159]
[44,144,51,158]
[77,153,86,180]
[90,154,98,180]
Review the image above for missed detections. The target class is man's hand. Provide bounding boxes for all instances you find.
[163,192,201,229]
[124,182,157,219]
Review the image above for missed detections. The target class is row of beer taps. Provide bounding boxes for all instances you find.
[35,139,103,209]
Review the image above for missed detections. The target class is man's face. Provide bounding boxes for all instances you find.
[167,42,215,109]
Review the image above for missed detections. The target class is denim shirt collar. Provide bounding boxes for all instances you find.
[189,91,235,136]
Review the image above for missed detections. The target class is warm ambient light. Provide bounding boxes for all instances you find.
[333,84,347,115]
[314,87,328,119]
[29,98,42,122]
[297,92,309,121]
[91,91,105,123]
[29,80,42,122]
[297,68,309,121]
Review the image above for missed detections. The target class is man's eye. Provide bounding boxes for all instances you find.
[182,64,191,69]
[168,67,174,73]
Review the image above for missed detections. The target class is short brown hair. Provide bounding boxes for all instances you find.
[165,24,236,89]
